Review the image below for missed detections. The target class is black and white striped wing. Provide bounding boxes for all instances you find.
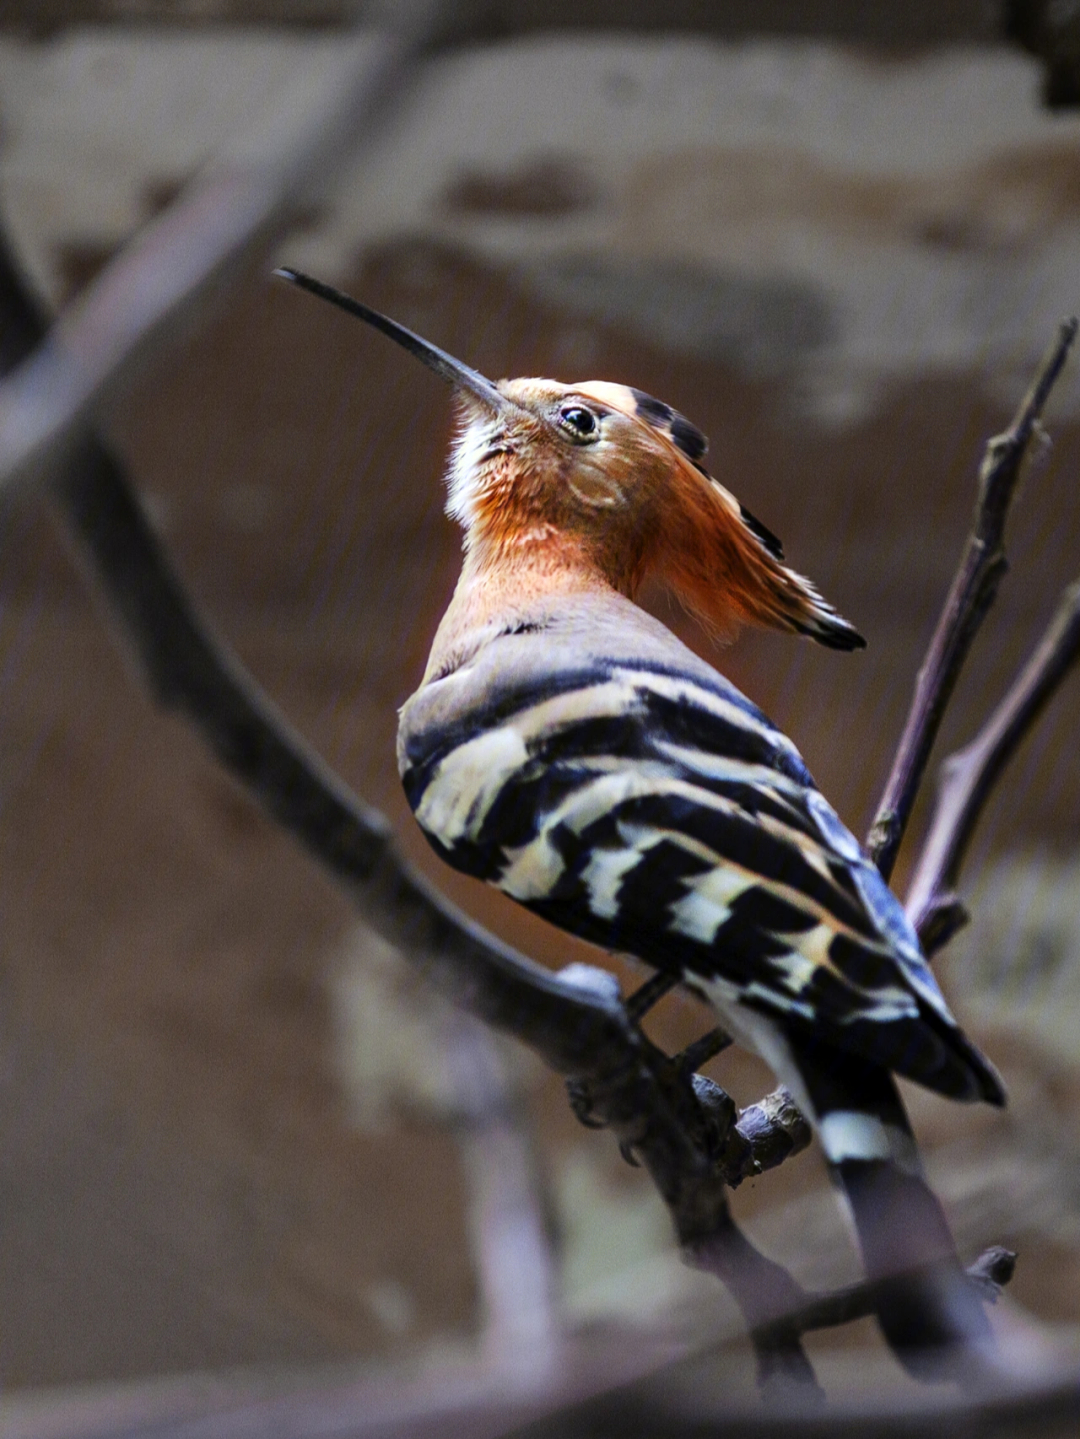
[401,662,1000,1104]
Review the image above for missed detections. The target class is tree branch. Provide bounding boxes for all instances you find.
[0,90,824,1397]
[0,13,642,1080]
[752,1245,1016,1354]
[0,53,1052,1391]
[0,16,435,507]
[867,319,1077,880]
[906,579,1080,949]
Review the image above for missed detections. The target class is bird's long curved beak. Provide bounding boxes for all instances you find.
[274,268,514,417]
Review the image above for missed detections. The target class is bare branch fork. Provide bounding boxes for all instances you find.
[868,318,1078,883]
[0,112,1075,1393]
[908,580,1080,949]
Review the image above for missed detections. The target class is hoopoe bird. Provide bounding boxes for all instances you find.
[277,268,1005,1372]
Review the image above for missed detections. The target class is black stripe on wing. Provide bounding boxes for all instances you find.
[400,664,613,802]
[612,790,876,936]
[407,697,880,947]
[674,776,826,844]
[514,821,987,1097]
[401,656,807,797]
[634,684,812,784]
[792,1015,1002,1106]
[408,735,1000,1098]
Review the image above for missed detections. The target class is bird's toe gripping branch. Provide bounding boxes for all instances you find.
[562,962,811,1190]
[561,963,1014,1387]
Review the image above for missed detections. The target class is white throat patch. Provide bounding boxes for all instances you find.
[445,412,503,530]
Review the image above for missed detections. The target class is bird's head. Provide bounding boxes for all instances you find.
[276,268,864,652]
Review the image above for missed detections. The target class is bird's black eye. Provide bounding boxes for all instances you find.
[557,405,599,441]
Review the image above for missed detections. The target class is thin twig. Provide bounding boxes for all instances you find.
[752,1245,1016,1353]
[625,969,680,1021]
[677,1027,734,1074]
[906,580,1080,948]
[868,319,1077,881]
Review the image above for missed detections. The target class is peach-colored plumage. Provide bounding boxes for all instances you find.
[435,376,864,664]
[272,266,862,660]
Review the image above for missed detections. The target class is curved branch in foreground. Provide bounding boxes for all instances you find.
[58,358,826,1398]
[867,319,1077,881]
[0,208,828,1387]
[906,579,1080,950]
[0,22,434,505]
[0,200,635,1079]
[62,433,641,1074]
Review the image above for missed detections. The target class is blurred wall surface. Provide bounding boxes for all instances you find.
[3,15,1080,1401]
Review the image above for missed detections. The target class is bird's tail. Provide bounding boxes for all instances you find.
[789,1037,994,1378]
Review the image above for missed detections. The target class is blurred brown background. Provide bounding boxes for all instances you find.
[3,0,1080,1409]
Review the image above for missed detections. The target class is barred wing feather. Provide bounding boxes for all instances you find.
[402,662,1002,1105]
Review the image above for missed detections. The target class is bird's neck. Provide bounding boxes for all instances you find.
[422,537,621,683]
